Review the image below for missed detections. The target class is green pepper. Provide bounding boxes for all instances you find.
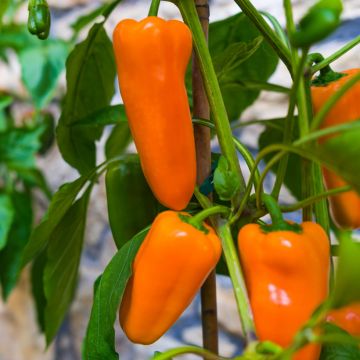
[105,155,160,249]
[290,0,343,48]
[28,0,51,40]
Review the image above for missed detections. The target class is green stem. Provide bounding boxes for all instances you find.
[261,194,285,226]
[280,185,351,213]
[175,0,245,199]
[218,220,256,343]
[261,193,302,232]
[271,50,308,200]
[232,138,261,192]
[192,206,230,225]
[231,117,288,131]
[151,345,231,360]
[259,11,289,48]
[148,0,161,16]
[233,0,293,74]
[311,72,360,130]
[192,119,260,190]
[295,120,360,145]
[311,35,360,74]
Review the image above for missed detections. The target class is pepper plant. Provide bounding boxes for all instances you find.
[1,0,359,359]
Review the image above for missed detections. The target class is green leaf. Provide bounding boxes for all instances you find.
[0,191,32,299]
[21,176,87,266]
[105,123,131,160]
[71,4,107,33]
[0,24,37,52]
[0,126,44,170]
[16,168,52,199]
[57,23,116,175]
[31,251,47,333]
[19,40,68,109]
[0,0,10,26]
[213,155,241,201]
[83,227,148,360]
[209,13,278,121]
[44,189,91,344]
[105,155,159,249]
[319,323,360,359]
[0,95,12,111]
[331,232,360,308]
[73,105,126,127]
[0,193,15,250]
[214,36,263,82]
[259,119,302,200]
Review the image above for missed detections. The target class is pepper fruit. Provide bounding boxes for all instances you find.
[27,0,51,40]
[238,195,330,360]
[105,155,160,249]
[327,303,360,337]
[311,68,360,229]
[290,0,342,48]
[113,17,196,211]
[120,210,222,344]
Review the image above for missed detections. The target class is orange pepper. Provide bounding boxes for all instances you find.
[238,197,330,360]
[113,17,196,211]
[327,303,360,337]
[120,211,222,344]
[311,69,360,229]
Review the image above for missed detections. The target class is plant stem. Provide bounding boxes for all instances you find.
[233,0,293,75]
[148,0,161,16]
[192,119,261,191]
[311,35,360,74]
[295,120,360,145]
[311,72,360,130]
[218,220,256,343]
[151,346,232,360]
[259,11,289,48]
[191,206,230,227]
[271,50,308,200]
[261,193,286,226]
[280,185,351,213]
[175,0,245,200]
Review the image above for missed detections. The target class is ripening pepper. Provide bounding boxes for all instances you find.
[238,195,330,360]
[113,17,196,211]
[327,303,360,337]
[311,68,360,229]
[120,210,222,344]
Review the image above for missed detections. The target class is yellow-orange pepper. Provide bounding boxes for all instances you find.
[120,211,222,344]
[327,303,360,337]
[238,196,330,360]
[113,17,196,211]
[311,68,360,229]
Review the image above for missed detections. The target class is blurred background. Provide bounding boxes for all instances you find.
[0,0,359,359]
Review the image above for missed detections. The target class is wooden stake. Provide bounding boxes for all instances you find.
[192,0,219,356]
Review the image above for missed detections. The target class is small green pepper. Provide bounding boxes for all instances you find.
[105,155,160,249]
[290,0,343,48]
[28,0,51,40]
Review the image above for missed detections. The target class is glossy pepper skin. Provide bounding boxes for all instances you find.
[120,211,222,344]
[327,303,360,337]
[113,17,196,211]
[312,69,360,229]
[27,0,51,40]
[238,222,330,360]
